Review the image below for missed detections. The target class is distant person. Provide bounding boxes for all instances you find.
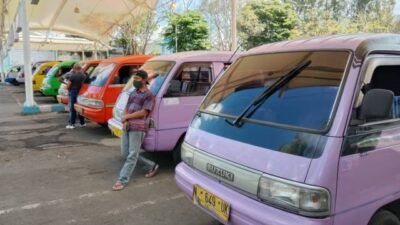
[112,70,159,191]
[65,64,86,129]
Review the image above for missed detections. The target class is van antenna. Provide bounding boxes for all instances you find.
[216,44,241,77]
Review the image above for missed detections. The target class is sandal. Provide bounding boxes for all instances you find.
[112,181,125,191]
[145,164,159,178]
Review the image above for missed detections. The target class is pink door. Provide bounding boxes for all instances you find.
[156,62,217,151]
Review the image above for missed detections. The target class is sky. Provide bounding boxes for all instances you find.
[395,0,400,15]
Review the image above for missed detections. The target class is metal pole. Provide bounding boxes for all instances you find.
[20,0,38,112]
[94,42,98,59]
[231,0,237,50]
[82,50,85,61]
[175,24,178,53]
[0,54,5,83]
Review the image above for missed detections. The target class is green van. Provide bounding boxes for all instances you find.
[40,60,77,96]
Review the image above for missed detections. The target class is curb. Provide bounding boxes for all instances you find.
[21,104,66,115]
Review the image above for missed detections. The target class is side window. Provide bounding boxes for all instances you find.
[57,67,71,77]
[166,63,212,97]
[112,65,140,85]
[42,66,52,75]
[344,64,400,156]
[85,65,97,76]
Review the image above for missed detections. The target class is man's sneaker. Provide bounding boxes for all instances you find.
[78,123,86,127]
[66,125,75,129]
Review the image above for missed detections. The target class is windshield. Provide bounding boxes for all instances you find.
[89,62,116,86]
[46,66,59,77]
[201,51,350,131]
[123,61,174,94]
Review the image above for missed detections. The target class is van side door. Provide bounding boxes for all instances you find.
[335,55,400,225]
[157,62,213,151]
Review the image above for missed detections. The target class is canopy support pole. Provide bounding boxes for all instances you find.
[230,0,237,50]
[0,54,5,83]
[94,42,98,59]
[20,0,39,114]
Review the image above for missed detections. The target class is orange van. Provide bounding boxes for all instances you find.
[75,55,153,125]
[57,59,102,105]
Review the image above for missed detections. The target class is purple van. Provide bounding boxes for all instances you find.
[108,51,238,162]
[175,34,400,225]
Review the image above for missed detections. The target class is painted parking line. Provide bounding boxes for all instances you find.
[0,177,174,216]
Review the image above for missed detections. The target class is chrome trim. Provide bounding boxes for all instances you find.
[183,142,262,195]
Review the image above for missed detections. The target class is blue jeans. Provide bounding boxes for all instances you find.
[118,130,155,183]
[68,89,84,125]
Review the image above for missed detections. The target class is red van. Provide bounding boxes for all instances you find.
[75,55,153,125]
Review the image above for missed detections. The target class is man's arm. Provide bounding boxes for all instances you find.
[122,109,149,121]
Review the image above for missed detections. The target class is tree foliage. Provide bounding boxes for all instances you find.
[290,0,400,38]
[238,0,297,49]
[163,11,210,52]
[199,0,233,50]
[113,11,158,55]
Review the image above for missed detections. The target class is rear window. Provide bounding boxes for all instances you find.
[201,51,350,131]
[89,62,116,86]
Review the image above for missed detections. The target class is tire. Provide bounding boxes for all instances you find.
[368,210,400,225]
[98,123,108,128]
[172,137,184,165]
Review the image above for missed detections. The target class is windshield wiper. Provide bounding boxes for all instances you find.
[225,60,312,127]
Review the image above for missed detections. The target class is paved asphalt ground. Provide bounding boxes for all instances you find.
[0,84,219,225]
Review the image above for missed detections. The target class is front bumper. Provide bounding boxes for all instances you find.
[40,87,58,96]
[5,78,17,84]
[175,163,334,225]
[74,103,106,123]
[57,95,69,105]
[108,117,156,151]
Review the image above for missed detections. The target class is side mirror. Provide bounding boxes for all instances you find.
[358,89,394,123]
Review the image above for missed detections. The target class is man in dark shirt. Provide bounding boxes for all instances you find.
[66,64,86,129]
[112,70,159,191]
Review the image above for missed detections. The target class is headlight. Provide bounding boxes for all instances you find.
[77,96,104,108]
[58,88,68,96]
[258,175,330,217]
[181,142,194,166]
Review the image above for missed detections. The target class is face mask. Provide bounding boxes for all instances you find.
[133,80,142,89]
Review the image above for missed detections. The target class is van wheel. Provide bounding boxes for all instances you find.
[368,210,400,225]
[172,137,184,165]
[98,123,108,128]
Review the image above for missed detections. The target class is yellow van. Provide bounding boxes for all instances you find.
[32,61,60,91]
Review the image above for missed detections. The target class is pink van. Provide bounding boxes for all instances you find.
[108,51,238,163]
[176,34,400,225]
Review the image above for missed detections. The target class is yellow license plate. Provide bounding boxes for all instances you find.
[193,185,230,222]
[111,125,122,138]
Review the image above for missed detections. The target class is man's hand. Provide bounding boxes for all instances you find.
[121,115,128,122]
[123,121,129,131]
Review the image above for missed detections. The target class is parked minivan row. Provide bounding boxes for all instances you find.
[13,34,398,225]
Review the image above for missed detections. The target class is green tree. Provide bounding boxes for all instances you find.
[238,0,297,49]
[163,11,210,52]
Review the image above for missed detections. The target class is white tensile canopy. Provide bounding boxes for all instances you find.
[0,0,158,113]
